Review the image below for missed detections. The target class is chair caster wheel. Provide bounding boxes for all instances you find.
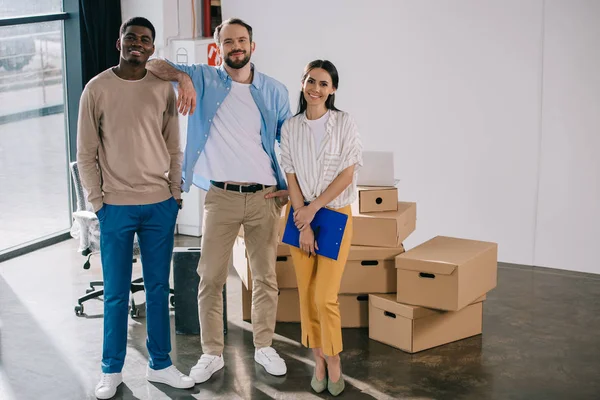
[83,260,91,270]
[74,305,84,316]
[130,307,140,318]
[170,296,175,307]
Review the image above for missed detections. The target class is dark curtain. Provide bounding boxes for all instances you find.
[79,0,122,86]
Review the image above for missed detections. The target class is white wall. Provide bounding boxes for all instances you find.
[121,0,165,54]
[121,0,202,58]
[224,0,544,266]
[120,0,600,273]
[533,0,600,274]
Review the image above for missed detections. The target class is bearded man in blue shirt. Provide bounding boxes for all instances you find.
[147,17,291,383]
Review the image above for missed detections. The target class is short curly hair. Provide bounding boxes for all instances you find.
[120,17,156,42]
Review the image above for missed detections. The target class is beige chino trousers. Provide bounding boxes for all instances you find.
[197,183,282,355]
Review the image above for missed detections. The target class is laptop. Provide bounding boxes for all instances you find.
[357,150,397,187]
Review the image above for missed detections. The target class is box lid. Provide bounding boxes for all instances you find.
[347,245,405,261]
[277,243,291,257]
[352,201,415,220]
[395,257,457,275]
[370,294,438,319]
[358,186,397,192]
[370,293,487,320]
[395,236,497,275]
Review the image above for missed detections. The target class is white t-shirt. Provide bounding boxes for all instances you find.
[306,110,330,151]
[194,81,277,185]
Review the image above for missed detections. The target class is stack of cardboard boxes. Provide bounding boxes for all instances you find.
[369,235,497,353]
[234,182,417,327]
[233,180,498,354]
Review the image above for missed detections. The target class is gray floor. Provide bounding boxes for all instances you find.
[0,236,599,400]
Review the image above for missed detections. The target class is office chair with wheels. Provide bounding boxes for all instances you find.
[69,161,174,318]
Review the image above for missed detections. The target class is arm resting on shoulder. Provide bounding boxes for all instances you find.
[147,59,197,116]
[147,59,189,81]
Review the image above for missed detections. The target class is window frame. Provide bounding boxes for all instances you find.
[0,0,82,262]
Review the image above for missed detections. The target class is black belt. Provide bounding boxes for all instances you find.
[211,181,272,193]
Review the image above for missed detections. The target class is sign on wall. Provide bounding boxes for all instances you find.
[207,43,221,66]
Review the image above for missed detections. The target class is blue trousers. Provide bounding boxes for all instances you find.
[97,197,179,373]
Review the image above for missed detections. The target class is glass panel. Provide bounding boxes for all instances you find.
[0,21,69,252]
[0,0,63,18]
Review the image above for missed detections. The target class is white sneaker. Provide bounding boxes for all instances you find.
[255,347,287,376]
[189,354,225,384]
[146,365,195,389]
[95,372,122,399]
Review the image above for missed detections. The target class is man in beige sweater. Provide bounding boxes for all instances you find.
[76,17,194,399]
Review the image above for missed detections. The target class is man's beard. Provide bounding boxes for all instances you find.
[224,51,250,69]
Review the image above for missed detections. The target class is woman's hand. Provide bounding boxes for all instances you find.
[294,203,317,231]
[299,226,319,256]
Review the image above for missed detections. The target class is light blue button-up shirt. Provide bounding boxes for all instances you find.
[168,61,292,192]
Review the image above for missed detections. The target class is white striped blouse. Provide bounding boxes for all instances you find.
[280,110,363,209]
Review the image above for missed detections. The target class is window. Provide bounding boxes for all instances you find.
[0,1,63,18]
[0,1,81,258]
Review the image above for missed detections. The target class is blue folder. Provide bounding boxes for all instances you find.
[282,205,348,260]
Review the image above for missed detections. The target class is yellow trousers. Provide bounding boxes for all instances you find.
[287,204,353,356]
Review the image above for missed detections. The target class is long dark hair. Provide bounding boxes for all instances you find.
[296,60,341,116]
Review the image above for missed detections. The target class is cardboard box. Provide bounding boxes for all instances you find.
[237,243,404,294]
[241,280,252,321]
[358,186,398,213]
[236,232,408,293]
[242,285,369,327]
[340,293,370,328]
[241,286,301,322]
[395,236,497,311]
[273,251,296,289]
[369,294,484,353]
[232,236,250,288]
[351,202,416,248]
[233,239,294,290]
[340,245,405,294]
[278,208,287,241]
[277,242,291,257]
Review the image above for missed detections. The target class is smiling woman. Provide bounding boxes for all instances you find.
[296,60,341,117]
[279,59,363,396]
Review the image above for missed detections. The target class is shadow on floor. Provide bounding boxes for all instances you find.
[0,276,88,400]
